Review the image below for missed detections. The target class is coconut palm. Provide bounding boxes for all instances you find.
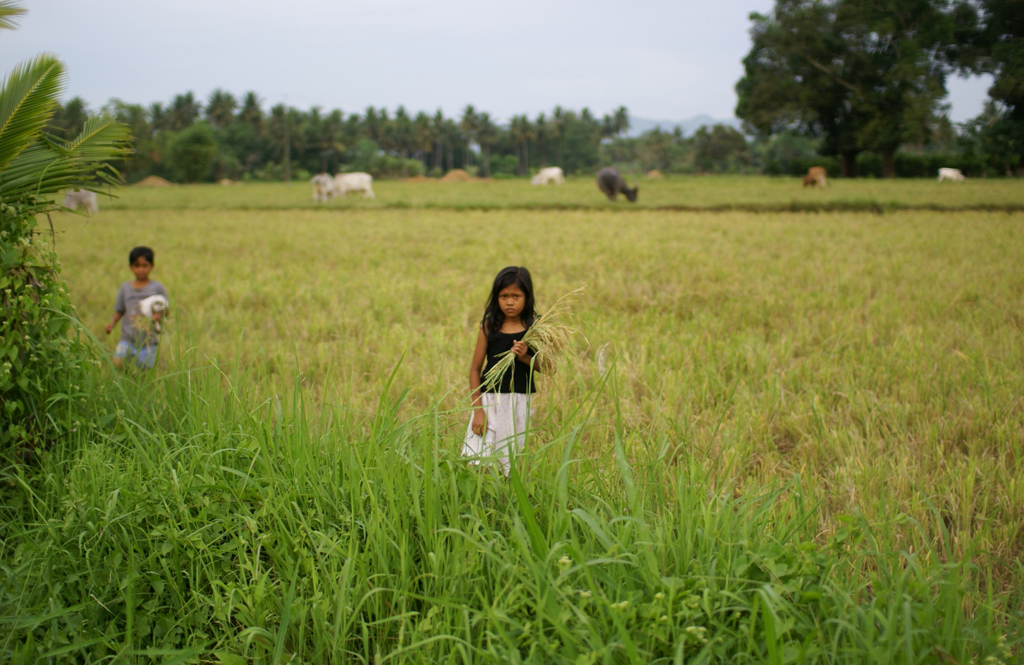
[238,92,263,132]
[169,92,201,131]
[0,0,26,29]
[476,112,498,177]
[206,89,237,129]
[534,112,548,166]
[552,105,566,167]
[613,106,630,135]
[413,110,433,172]
[460,104,478,169]
[1,4,132,450]
[0,55,131,210]
[432,110,445,172]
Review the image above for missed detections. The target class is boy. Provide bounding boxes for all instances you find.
[105,246,169,369]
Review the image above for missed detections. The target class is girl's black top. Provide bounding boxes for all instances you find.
[482,330,537,394]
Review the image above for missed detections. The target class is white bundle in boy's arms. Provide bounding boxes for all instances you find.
[139,295,169,332]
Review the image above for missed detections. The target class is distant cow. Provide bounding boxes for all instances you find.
[596,167,638,202]
[803,166,827,188]
[333,172,375,199]
[938,167,965,182]
[531,167,565,186]
[63,189,98,214]
[311,173,334,202]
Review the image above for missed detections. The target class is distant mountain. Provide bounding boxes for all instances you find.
[626,115,743,138]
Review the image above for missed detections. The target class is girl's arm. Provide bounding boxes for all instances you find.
[469,328,488,406]
[469,328,488,435]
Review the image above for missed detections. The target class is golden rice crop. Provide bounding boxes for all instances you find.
[480,286,583,392]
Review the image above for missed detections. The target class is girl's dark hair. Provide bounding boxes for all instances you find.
[129,246,155,265]
[482,266,536,339]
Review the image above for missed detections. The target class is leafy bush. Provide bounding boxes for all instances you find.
[0,203,107,450]
[168,122,218,182]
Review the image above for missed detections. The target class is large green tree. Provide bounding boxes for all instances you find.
[971,0,1024,172]
[737,0,960,177]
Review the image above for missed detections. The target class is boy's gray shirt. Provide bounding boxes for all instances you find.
[114,281,168,346]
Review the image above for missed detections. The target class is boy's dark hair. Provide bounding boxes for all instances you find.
[129,246,155,265]
[481,266,536,340]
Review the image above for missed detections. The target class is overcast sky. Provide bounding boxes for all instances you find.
[0,0,993,125]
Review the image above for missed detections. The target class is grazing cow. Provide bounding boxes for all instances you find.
[596,167,638,202]
[311,173,334,202]
[333,172,375,199]
[531,166,565,186]
[63,189,98,214]
[938,167,965,182]
[803,166,827,188]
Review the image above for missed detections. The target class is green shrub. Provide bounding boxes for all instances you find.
[0,202,105,451]
[168,122,218,182]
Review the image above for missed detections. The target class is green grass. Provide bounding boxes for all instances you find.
[1,194,1022,662]
[101,175,1024,211]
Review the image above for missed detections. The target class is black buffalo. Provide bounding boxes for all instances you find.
[596,167,638,202]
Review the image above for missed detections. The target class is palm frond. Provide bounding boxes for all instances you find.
[0,54,64,171]
[0,1,26,31]
[62,114,133,162]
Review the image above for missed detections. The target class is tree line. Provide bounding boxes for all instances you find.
[737,0,1022,178]
[46,95,639,183]
[44,0,1020,183]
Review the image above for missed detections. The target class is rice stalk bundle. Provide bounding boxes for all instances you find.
[481,286,584,392]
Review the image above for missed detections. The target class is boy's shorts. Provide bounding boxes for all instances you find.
[114,341,158,369]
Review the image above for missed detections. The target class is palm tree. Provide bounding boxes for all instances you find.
[1,58,130,208]
[432,110,445,172]
[476,112,498,177]
[413,111,432,173]
[460,104,478,169]
[443,118,458,171]
[238,92,263,132]
[511,115,535,176]
[393,106,413,159]
[552,106,566,167]
[534,112,548,166]
[522,116,535,175]
[363,106,383,144]
[1,5,132,447]
[169,92,201,131]
[206,89,237,129]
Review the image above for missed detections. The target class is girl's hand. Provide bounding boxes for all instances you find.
[105,322,115,335]
[471,409,486,436]
[511,340,530,363]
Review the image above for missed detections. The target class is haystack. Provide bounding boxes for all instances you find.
[405,174,431,182]
[135,175,173,186]
[219,178,235,186]
[441,169,472,182]
[647,169,665,179]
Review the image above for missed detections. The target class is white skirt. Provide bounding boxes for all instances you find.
[462,392,532,475]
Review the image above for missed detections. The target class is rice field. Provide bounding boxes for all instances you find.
[103,175,1024,211]
[2,179,1023,662]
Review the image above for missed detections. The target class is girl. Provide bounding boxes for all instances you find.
[464,266,541,475]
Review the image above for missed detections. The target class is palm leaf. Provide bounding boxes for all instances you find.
[0,54,64,171]
[0,1,26,31]
[61,114,132,162]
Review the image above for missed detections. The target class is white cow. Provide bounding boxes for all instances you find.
[311,173,334,202]
[531,166,565,186]
[63,189,98,214]
[333,172,375,199]
[937,167,965,182]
